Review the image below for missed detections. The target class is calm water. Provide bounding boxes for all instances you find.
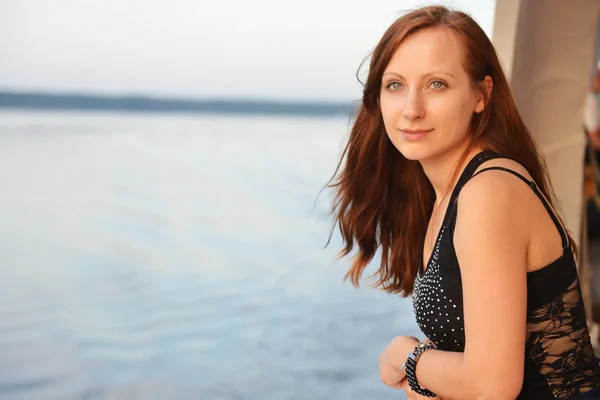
[0,110,419,400]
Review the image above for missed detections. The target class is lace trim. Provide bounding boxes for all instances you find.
[526,278,600,398]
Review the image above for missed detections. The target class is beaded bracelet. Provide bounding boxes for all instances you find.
[405,343,437,397]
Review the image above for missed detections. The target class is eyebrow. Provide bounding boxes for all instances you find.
[382,71,456,79]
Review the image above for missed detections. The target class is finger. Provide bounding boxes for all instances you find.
[379,365,405,388]
[379,371,404,388]
[387,378,406,390]
[379,364,405,385]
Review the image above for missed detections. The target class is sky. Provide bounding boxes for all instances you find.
[1,0,496,101]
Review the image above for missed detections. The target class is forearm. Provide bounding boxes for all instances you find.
[414,349,516,400]
[412,349,471,399]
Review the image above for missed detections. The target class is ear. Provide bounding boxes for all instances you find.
[474,75,493,113]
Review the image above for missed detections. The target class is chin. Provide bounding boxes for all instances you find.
[396,143,434,162]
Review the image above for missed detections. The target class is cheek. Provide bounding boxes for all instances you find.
[379,95,404,125]
[430,95,474,126]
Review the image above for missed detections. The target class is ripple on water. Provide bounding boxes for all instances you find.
[0,112,417,400]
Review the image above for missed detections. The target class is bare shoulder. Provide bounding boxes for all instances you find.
[458,158,534,213]
[454,158,534,249]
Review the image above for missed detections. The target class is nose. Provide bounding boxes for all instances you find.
[402,90,424,120]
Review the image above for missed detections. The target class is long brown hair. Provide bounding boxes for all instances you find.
[326,5,576,296]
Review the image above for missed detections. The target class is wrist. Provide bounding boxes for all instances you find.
[412,342,437,359]
[405,343,437,397]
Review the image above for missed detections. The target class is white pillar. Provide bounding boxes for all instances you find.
[493,0,600,245]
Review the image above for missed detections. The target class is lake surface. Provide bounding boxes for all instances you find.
[0,110,420,399]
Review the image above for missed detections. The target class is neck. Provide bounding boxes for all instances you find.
[420,142,484,202]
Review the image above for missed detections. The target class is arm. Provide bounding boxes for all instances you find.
[412,171,529,399]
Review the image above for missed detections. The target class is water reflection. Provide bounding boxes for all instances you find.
[0,111,419,399]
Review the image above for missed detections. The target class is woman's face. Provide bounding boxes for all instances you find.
[379,27,487,162]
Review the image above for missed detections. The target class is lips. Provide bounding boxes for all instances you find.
[400,129,433,140]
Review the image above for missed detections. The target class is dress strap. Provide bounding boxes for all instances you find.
[448,150,507,202]
[470,166,570,250]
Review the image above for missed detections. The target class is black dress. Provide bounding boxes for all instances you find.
[412,150,600,399]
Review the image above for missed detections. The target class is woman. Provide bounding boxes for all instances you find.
[327,5,600,399]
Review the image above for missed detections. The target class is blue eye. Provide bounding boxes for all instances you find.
[386,82,402,91]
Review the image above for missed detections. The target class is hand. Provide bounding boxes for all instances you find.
[378,335,420,389]
[399,378,444,399]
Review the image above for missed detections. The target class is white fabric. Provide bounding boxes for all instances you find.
[584,90,600,133]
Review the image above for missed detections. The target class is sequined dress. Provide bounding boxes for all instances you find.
[412,150,600,399]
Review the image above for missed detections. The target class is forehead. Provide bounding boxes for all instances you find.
[384,27,466,76]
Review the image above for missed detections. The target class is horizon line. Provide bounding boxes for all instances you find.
[0,88,359,106]
[0,89,359,117]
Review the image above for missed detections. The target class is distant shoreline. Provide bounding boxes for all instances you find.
[0,91,356,118]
